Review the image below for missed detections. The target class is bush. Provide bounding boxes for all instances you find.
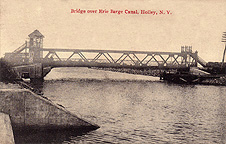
[0,58,20,82]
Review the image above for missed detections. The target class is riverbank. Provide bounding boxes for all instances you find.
[94,67,164,77]
[95,67,226,86]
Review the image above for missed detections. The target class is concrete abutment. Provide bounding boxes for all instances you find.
[0,89,99,132]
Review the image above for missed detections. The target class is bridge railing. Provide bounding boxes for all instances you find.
[13,42,28,54]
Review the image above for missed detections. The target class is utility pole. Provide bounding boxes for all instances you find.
[221,32,226,68]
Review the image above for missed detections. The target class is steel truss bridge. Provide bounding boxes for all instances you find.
[4,30,207,80]
[7,43,206,69]
[41,47,207,69]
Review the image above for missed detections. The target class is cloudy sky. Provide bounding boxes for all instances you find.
[1,0,226,62]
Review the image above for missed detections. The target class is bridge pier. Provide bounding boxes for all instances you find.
[30,77,44,84]
[11,63,49,82]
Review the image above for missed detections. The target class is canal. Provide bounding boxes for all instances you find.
[16,67,226,143]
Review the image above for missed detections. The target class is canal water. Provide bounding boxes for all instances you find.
[17,67,226,143]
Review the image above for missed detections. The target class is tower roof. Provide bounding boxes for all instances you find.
[28,30,44,38]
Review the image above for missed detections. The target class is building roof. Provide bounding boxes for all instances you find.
[28,30,44,38]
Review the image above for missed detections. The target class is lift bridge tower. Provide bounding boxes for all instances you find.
[28,30,44,63]
[4,30,47,81]
[4,30,44,65]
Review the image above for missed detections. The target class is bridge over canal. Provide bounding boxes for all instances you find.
[4,30,208,80]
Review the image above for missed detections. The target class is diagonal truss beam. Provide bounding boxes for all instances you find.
[92,53,102,62]
[126,54,136,64]
[78,52,88,61]
[40,48,202,68]
[116,53,126,63]
[53,52,62,61]
[141,54,149,64]
[106,53,116,63]
[172,55,180,65]
[118,54,128,64]
[132,53,142,65]
[102,53,113,63]
[66,52,76,61]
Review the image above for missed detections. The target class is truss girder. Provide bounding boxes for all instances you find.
[40,49,200,68]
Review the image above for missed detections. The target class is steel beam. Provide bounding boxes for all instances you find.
[41,48,182,55]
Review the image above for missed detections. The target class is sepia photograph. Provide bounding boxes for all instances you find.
[0,0,226,143]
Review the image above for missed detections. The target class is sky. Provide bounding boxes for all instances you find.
[1,0,226,62]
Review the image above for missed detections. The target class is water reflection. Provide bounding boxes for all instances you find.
[13,129,92,144]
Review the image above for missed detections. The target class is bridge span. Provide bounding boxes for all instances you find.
[3,30,207,80]
[40,47,204,69]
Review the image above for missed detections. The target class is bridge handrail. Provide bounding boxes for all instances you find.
[13,43,27,54]
[189,53,207,67]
